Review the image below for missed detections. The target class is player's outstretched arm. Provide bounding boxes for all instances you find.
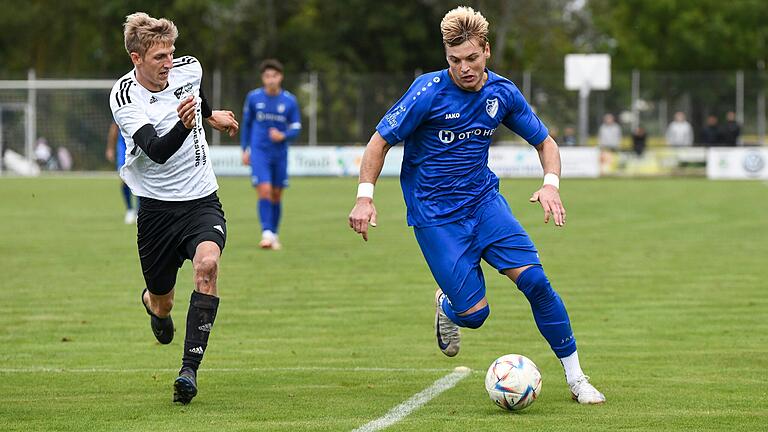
[206,110,239,137]
[349,131,391,241]
[529,135,566,227]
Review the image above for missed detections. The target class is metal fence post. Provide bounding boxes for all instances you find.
[308,71,318,146]
[736,70,744,125]
[523,70,531,102]
[758,62,766,145]
[631,69,640,131]
[26,69,36,161]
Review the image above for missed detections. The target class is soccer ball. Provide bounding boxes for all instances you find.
[485,354,542,411]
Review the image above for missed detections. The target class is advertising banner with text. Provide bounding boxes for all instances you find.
[210,146,600,178]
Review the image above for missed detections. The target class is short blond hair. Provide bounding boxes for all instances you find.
[123,12,178,56]
[440,6,489,47]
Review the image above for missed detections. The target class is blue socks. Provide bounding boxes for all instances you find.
[441,297,490,329]
[121,183,133,210]
[258,198,273,232]
[271,202,282,234]
[515,266,576,358]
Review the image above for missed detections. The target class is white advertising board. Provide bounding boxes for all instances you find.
[210,146,600,178]
[565,54,611,90]
[707,147,768,179]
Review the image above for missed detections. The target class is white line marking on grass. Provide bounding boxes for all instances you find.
[352,366,471,432]
[0,366,458,374]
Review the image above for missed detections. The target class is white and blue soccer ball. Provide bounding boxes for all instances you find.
[485,354,542,411]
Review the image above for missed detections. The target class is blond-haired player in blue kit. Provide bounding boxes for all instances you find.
[349,6,605,404]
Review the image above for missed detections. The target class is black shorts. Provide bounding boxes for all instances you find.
[137,192,226,295]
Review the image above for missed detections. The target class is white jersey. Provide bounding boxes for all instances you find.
[109,56,217,201]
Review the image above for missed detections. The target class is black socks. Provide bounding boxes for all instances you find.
[181,290,219,371]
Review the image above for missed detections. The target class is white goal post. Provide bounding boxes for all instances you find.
[0,70,114,169]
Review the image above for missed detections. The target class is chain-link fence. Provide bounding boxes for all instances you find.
[1,69,765,171]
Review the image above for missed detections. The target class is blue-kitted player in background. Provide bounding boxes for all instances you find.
[241,59,302,250]
[348,6,605,404]
[106,122,139,224]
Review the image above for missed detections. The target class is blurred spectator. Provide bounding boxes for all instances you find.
[34,138,54,169]
[631,126,647,156]
[562,127,577,146]
[57,146,73,171]
[699,115,721,146]
[721,111,741,146]
[665,111,693,147]
[597,113,622,150]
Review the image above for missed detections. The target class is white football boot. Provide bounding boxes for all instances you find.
[569,375,606,404]
[124,209,137,224]
[259,230,275,249]
[435,289,460,357]
[270,234,282,250]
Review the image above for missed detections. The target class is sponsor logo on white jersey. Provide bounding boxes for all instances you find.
[174,83,194,99]
[149,96,158,104]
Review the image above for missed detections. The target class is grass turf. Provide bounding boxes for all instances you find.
[1,176,766,431]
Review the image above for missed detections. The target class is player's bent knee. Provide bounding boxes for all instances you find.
[458,304,490,329]
[194,255,219,292]
[514,265,553,299]
[194,256,218,277]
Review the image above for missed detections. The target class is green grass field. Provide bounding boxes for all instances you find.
[1,176,767,431]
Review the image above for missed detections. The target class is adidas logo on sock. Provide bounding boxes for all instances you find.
[189,346,204,355]
[198,323,212,332]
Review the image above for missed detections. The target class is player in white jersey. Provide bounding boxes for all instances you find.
[109,12,238,405]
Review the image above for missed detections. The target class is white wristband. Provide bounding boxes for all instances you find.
[543,173,560,189]
[357,182,375,199]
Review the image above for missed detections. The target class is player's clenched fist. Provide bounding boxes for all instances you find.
[348,197,377,241]
[177,96,197,129]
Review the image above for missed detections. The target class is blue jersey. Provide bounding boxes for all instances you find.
[376,69,548,227]
[241,89,302,153]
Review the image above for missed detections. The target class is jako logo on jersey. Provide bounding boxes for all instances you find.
[149,96,158,104]
[486,98,499,118]
[445,113,460,120]
[438,128,497,144]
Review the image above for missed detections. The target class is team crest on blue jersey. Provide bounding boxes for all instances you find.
[486,98,499,118]
[278,103,286,113]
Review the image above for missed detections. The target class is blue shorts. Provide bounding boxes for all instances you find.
[413,194,540,313]
[250,147,288,188]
